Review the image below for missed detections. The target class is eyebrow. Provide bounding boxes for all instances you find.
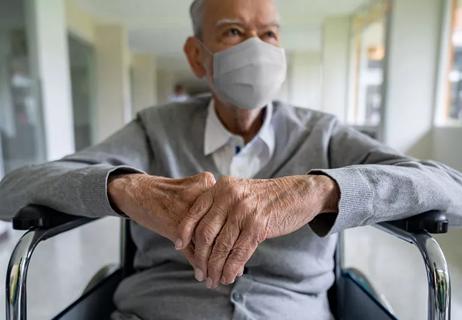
[215,18,281,29]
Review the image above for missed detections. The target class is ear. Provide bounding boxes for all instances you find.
[184,37,207,79]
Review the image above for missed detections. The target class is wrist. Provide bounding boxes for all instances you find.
[310,174,340,214]
[108,173,145,216]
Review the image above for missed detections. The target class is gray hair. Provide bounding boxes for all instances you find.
[190,0,205,38]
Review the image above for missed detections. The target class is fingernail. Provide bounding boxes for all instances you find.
[175,239,183,250]
[206,278,213,289]
[220,277,234,286]
[195,269,204,282]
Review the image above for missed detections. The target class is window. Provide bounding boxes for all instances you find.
[441,0,462,125]
[347,0,391,132]
[0,0,46,176]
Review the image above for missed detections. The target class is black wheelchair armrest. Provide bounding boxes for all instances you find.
[7,206,99,319]
[13,205,96,232]
[380,210,449,234]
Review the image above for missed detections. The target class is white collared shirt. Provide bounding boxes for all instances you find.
[204,100,275,179]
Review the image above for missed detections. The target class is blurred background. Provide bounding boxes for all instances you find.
[0,0,461,319]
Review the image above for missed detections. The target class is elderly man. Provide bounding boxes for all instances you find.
[1,0,462,319]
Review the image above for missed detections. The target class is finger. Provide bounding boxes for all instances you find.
[176,189,214,250]
[180,244,196,268]
[221,228,260,285]
[180,244,206,283]
[194,206,228,286]
[206,219,241,288]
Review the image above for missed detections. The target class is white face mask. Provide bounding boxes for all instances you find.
[201,37,287,110]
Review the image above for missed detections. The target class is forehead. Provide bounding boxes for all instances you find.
[202,0,280,28]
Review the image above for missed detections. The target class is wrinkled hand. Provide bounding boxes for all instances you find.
[176,175,340,289]
[108,172,216,267]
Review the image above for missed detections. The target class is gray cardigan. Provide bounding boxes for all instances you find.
[1,96,462,320]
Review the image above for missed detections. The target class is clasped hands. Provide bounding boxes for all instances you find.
[108,172,339,290]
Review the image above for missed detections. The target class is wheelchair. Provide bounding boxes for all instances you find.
[5,205,451,320]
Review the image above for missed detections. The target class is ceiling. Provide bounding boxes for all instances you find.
[74,0,372,58]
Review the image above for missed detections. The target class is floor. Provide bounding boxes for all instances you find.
[0,221,461,319]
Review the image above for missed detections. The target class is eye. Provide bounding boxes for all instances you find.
[263,30,277,39]
[225,28,243,37]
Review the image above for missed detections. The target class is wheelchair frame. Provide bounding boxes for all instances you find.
[5,206,451,320]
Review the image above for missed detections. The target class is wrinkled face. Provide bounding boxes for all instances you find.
[184,0,281,82]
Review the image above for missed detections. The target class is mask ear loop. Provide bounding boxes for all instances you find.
[196,39,214,56]
[196,39,214,80]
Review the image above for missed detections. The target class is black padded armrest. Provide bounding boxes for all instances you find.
[381,211,449,234]
[13,205,95,231]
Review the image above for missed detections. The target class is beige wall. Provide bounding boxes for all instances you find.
[286,51,322,110]
[65,0,95,43]
[94,25,132,141]
[132,54,158,114]
[322,16,351,121]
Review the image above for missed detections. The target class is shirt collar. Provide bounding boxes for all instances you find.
[204,99,275,156]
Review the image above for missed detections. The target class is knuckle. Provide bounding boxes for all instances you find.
[255,232,266,244]
[194,255,207,269]
[229,186,241,199]
[189,197,207,216]
[200,172,216,187]
[218,176,235,189]
[215,177,243,201]
[213,205,228,218]
[246,216,268,243]
[196,224,217,245]
[213,241,233,255]
[194,248,208,263]
[249,215,265,229]
[183,210,197,224]
[218,176,234,185]
[230,246,249,263]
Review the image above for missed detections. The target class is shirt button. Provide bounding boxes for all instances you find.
[232,292,243,302]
